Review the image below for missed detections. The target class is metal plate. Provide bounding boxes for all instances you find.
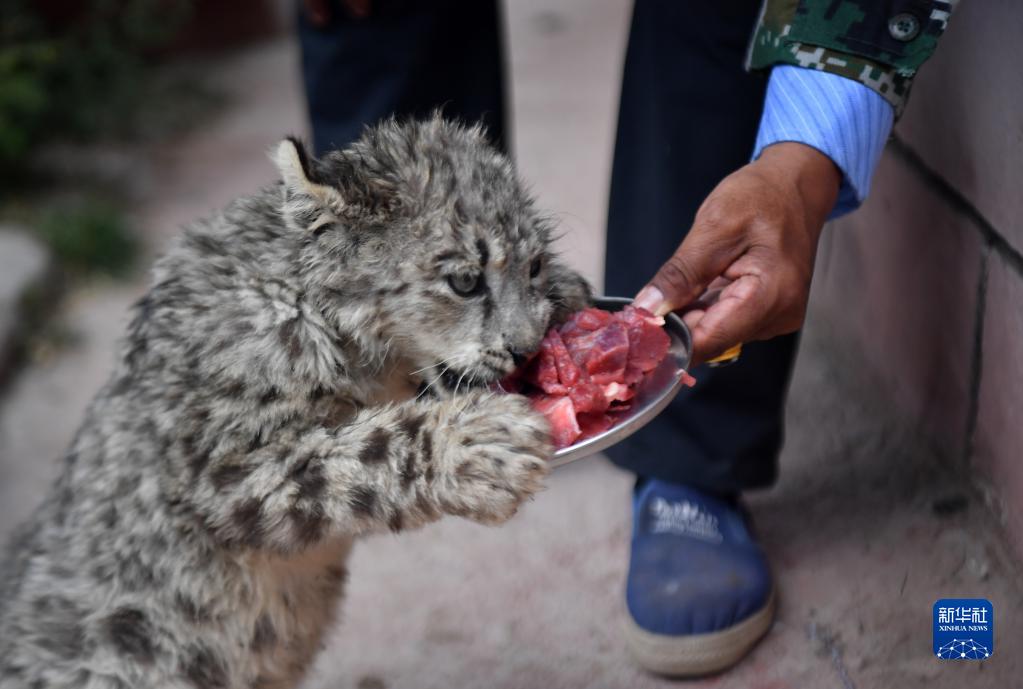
[548,296,692,469]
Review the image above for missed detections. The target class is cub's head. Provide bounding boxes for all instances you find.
[273,116,591,393]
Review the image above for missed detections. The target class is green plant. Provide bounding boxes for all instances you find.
[35,200,138,277]
[0,0,193,181]
[0,7,58,172]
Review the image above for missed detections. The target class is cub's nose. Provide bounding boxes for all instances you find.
[508,348,530,367]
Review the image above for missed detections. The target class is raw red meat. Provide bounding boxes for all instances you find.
[618,305,671,382]
[547,329,580,389]
[505,304,694,450]
[569,380,608,415]
[530,396,579,449]
[576,412,615,438]
[583,321,631,384]
[524,332,567,395]
[524,330,604,411]
[560,307,613,338]
[601,382,634,403]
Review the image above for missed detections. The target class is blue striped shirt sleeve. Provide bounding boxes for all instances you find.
[751,64,894,219]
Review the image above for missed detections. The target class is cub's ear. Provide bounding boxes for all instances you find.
[271,137,344,229]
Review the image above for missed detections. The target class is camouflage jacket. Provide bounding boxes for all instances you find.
[747,0,957,115]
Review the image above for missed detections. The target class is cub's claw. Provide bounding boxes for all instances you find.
[436,392,553,524]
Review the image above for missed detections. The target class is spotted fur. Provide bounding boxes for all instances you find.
[0,116,591,688]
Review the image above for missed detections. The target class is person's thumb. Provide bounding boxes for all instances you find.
[633,226,740,317]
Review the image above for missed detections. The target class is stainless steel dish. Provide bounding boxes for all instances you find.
[549,296,693,469]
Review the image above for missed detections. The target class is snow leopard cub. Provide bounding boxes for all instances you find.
[0,116,591,688]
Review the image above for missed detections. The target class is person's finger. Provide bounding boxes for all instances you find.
[686,275,772,365]
[633,213,746,317]
[681,308,705,334]
[679,276,732,315]
[302,0,331,26]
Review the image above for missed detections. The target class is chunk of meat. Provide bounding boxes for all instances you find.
[577,412,615,440]
[619,305,670,371]
[569,378,608,414]
[535,329,608,414]
[531,395,580,448]
[509,304,691,451]
[524,332,568,395]
[601,382,634,404]
[560,307,613,339]
[583,321,630,384]
[547,329,581,388]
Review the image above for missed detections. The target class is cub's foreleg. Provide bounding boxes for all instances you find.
[187,390,552,552]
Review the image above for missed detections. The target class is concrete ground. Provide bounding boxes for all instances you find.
[1,2,1020,688]
[0,228,49,382]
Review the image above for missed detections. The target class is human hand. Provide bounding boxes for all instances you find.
[633,142,841,366]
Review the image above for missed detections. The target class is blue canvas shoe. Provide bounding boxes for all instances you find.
[623,479,776,676]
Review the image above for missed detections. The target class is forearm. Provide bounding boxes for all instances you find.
[181,390,551,553]
[186,399,446,552]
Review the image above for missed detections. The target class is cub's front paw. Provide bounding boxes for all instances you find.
[436,393,553,525]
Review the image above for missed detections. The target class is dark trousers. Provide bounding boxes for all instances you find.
[297,0,507,156]
[602,0,799,494]
[298,0,799,496]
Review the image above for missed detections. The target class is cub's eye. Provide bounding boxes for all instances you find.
[529,256,543,278]
[447,272,483,297]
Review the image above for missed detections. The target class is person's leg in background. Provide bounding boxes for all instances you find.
[297,0,506,155]
[604,0,798,676]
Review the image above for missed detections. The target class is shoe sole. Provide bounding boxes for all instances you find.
[622,589,777,677]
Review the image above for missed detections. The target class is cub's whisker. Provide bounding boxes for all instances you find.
[409,354,460,378]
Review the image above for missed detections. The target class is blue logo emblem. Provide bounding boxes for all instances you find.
[933,598,993,660]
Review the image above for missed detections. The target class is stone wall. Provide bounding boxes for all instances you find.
[810,0,1023,559]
